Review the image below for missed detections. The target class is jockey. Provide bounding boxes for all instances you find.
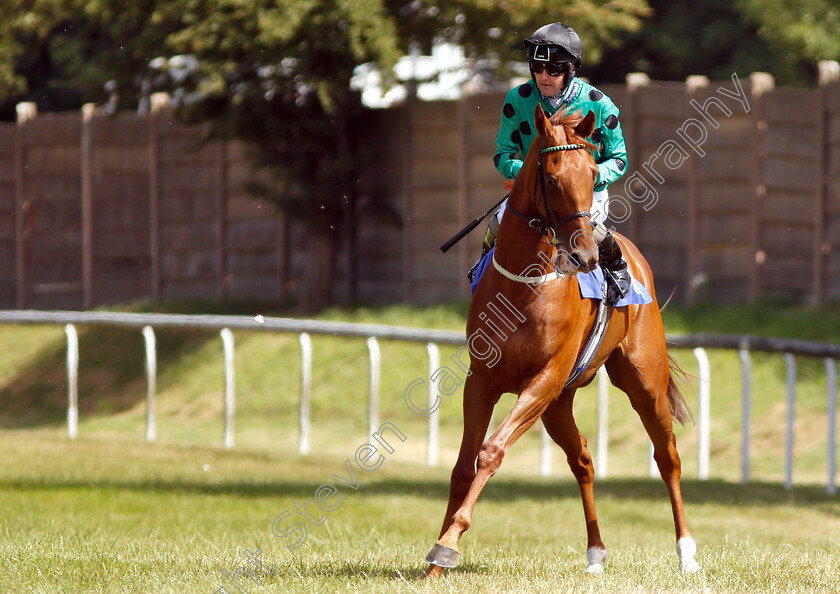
[473,21,631,305]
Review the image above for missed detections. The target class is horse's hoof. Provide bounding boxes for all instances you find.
[585,546,608,574]
[680,558,701,573]
[677,537,700,573]
[425,543,460,568]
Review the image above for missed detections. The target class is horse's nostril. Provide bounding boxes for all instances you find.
[568,250,598,272]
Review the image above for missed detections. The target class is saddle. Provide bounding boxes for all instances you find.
[469,247,652,387]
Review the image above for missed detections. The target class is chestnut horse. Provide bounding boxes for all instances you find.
[424,105,700,577]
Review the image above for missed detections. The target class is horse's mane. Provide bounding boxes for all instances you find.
[548,107,599,151]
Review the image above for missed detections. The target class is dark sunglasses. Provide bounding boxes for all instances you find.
[529,60,567,77]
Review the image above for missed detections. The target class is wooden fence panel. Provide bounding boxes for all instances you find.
[156,117,221,301]
[354,106,407,303]
[758,88,821,297]
[222,141,284,302]
[823,80,840,299]
[89,112,152,305]
[693,79,755,303]
[1,67,839,309]
[402,100,463,303]
[0,124,16,307]
[624,83,692,301]
[21,113,83,309]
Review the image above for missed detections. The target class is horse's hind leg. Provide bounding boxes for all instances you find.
[424,372,500,578]
[606,347,700,573]
[541,392,608,573]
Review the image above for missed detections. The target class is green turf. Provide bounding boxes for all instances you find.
[0,431,838,593]
[1,301,840,592]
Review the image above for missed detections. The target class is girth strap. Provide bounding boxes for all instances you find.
[564,295,612,388]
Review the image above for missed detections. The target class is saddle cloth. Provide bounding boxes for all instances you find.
[470,247,653,307]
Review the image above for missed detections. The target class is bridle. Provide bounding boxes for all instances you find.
[505,142,590,246]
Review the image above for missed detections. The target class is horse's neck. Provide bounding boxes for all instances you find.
[495,197,555,281]
[494,132,574,292]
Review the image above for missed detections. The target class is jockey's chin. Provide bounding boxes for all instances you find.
[535,70,566,96]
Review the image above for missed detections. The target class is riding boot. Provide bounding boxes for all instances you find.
[597,230,631,306]
[467,214,500,283]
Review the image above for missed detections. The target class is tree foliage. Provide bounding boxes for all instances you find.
[384,0,650,66]
[737,0,840,65]
[588,0,839,87]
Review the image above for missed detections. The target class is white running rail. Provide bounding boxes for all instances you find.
[2,310,838,493]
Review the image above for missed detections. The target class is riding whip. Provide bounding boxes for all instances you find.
[439,194,509,253]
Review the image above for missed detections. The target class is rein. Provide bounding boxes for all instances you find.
[505,142,590,246]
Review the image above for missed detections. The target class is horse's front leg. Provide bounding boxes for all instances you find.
[424,371,499,578]
[437,377,503,539]
[425,370,557,576]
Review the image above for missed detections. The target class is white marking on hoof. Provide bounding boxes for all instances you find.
[677,537,700,573]
[585,547,608,574]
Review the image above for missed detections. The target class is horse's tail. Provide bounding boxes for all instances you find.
[667,354,695,426]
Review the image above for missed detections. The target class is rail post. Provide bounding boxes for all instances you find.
[299,333,311,455]
[596,366,608,479]
[142,326,156,442]
[426,342,440,467]
[784,353,796,490]
[826,358,837,495]
[64,324,79,439]
[540,423,551,477]
[221,328,235,449]
[739,347,752,483]
[694,348,710,479]
[367,337,380,437]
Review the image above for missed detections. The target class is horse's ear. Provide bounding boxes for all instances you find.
[574,110,597,140]
[534,104,553,139]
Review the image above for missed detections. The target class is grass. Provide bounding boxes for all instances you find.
[0,431,838,593]
[1,300,840,592]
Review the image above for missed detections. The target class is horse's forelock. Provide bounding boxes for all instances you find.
[548,108,598,151]
[549,107,581,128]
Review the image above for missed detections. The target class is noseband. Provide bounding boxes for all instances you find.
[506,142,590,246]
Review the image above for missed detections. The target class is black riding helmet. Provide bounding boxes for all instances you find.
[523,22,583,96]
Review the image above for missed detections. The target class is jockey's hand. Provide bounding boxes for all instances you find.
[503,179,515,191]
